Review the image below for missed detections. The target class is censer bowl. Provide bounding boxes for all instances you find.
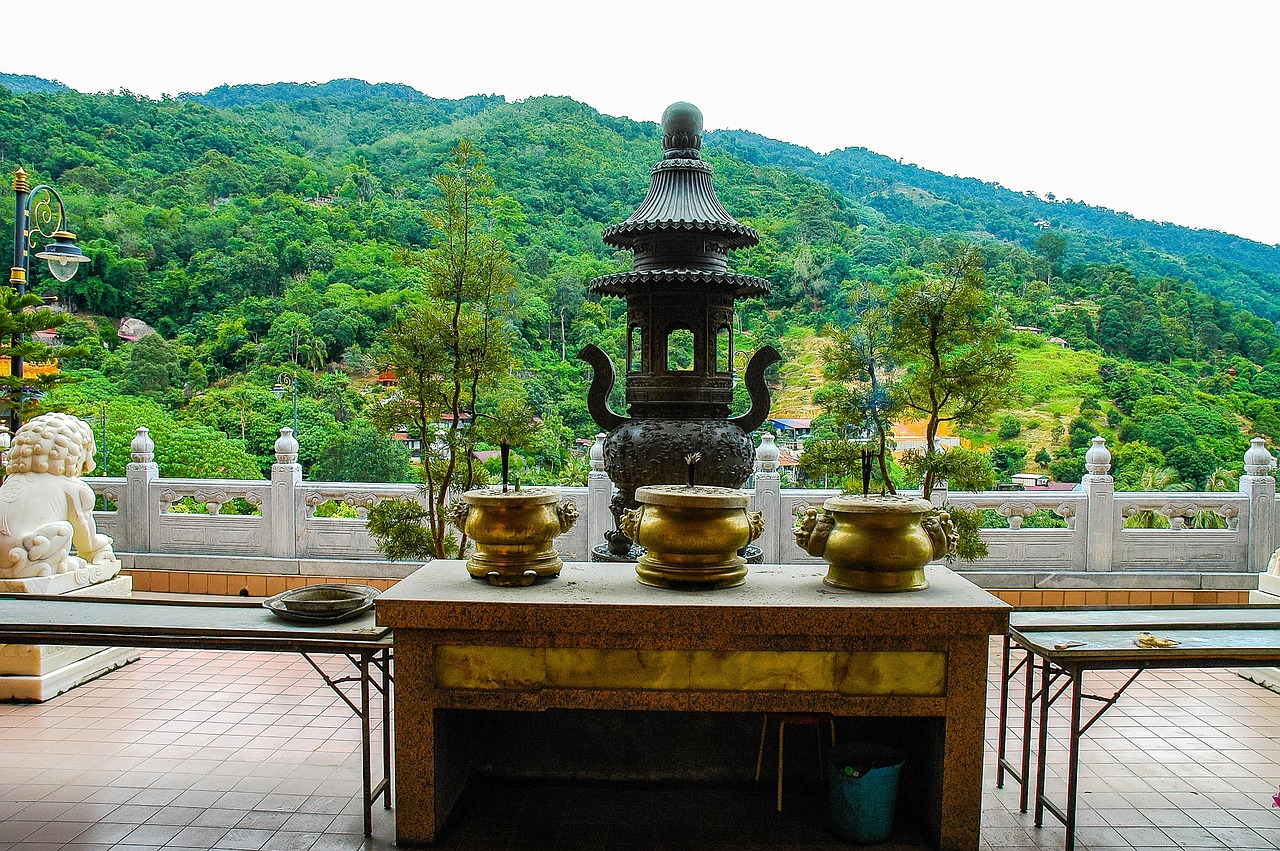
[449,487,579,587]
[622,485,764,590]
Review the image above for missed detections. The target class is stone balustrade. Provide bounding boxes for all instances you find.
[84,428,1277,591]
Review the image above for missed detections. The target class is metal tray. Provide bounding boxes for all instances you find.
[264,585,379,623]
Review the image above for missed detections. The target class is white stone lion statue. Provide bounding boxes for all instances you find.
[0,413,119,579]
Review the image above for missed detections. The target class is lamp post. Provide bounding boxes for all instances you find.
[8,167,89,428]
[272,370,298,434]
[98,402,108,475]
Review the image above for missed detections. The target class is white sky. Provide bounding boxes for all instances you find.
[9,0,1280,245]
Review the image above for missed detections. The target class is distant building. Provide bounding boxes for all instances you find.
[1011,473,1049,489]
[0,359,58,378]
[389,411,474,461]
[770,417,811,447]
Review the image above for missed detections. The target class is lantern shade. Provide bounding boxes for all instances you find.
[34,231,89,282]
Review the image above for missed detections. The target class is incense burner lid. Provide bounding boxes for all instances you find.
[635,484,750,509]
[822,494,933,515]
[459,486,561,507]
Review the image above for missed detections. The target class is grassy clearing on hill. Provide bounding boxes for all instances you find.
[768,328,1108,471]
[962,336,1109,466]
[771,327,828,418]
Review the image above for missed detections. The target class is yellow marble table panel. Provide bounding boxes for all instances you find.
[836,651,946,696]
[435,645,945,696]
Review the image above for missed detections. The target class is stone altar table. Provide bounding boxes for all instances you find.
[378,562,1009,850]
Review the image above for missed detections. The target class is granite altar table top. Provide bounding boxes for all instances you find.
[377,562,1009,638]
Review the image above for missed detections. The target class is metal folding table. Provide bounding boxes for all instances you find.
[996,605,1280,851]
[0,593,393,835]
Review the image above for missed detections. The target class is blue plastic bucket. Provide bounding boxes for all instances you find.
[827,742,905,844]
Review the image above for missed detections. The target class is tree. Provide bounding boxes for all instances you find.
[1123,465,1192,528]
[312,422,413,483]
[121,334,182,400]
[1033,231,1066,287]
[989,443,1027,479]
[0,287,84,427]
[809,282,900,492]
[891,244,1020,497]
[367,141,518,560]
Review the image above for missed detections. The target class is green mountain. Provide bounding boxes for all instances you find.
[0,78,1276,489]
[185,78,437,107]
[0,73,70,94]
[711,130,1280,321]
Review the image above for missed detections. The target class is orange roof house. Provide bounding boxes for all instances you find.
[886,419,966,459]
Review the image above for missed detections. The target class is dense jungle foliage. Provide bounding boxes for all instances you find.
[3,77,1279,492]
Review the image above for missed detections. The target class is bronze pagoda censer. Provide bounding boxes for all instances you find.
[579,102,781,558]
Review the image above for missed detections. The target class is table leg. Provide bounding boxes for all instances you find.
[1019,648,1034,813]
[996,634,1012,788]
[1064,668,1083,851]
[382,647,393,808]
[938,637,987,851]
[1033,654,1051,828]
[361,652,372,837]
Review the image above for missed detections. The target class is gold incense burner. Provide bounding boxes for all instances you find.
[622,485,764,590]
[449,487,579,587]
[794,495,957,592]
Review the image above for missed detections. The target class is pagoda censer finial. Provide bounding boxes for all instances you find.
[578,102,781,556]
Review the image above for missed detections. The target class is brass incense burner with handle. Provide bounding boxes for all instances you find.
[622,484,764,590]
[449,487,579,587]
[794,494,957,592]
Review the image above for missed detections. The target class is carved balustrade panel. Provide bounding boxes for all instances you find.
[550,489,589,562]
[1117,493,1244,531]
[86,477,126,543]
[155,479,269,516]
[150,479,272,557]
[1112,492,1249,571]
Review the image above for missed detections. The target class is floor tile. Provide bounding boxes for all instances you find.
[0,641,1278,849]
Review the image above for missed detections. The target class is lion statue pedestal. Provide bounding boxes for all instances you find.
[0,414,139,701]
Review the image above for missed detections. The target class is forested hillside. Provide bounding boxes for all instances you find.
[2,77,1278,492]
[713,131,1280,322]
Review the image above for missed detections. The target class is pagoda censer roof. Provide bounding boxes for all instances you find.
[591,102,770,299]
[602,102,759,250]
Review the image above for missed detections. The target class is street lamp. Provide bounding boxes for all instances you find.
[0,422,10,478]
[98,402,108,475]
[272,370,298,434]
[8,167,89,427]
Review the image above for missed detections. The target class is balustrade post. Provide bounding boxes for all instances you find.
[1080,436,1114,572]
[271,428,302,560]
[754,434,783,563]
[124,427,158,553]
[586,434,612,556]
[930,479,948,507]
[1241,437,1277,573]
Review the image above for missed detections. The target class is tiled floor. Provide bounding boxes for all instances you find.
[2,640,1280,850]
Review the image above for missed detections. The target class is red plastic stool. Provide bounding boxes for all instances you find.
[754,712,835,811]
